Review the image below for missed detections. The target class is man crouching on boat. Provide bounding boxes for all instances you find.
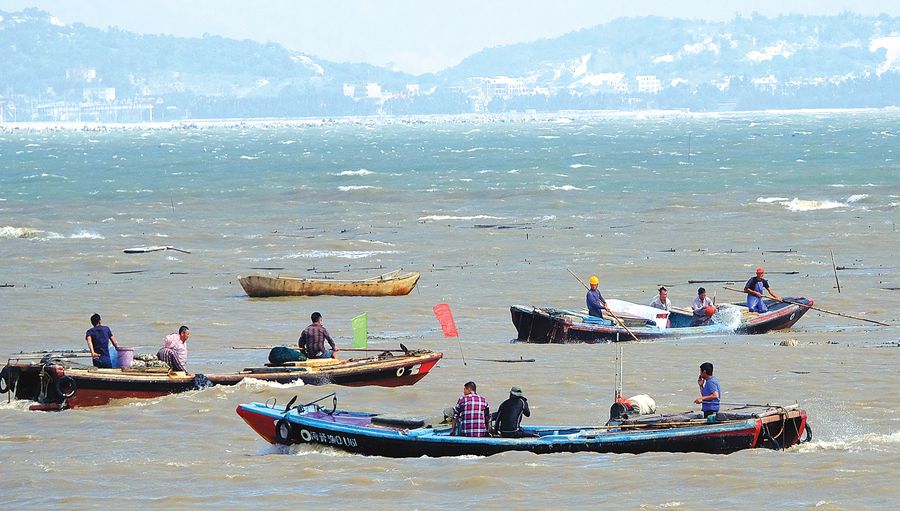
[157,326,191,375]
[298,312,338,359]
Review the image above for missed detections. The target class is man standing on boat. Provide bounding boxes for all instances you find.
[690,288,716,326]
[649,286,671,311]
[86,313,119,368]
[743,268,782,313]
[694,362,721,418]
[586,275,607,317]
[298,312,337,359]
[452,381,490,437]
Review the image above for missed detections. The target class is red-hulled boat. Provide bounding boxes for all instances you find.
[1,348,442,411]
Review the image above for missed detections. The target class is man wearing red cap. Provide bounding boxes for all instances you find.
[743,268,782,313]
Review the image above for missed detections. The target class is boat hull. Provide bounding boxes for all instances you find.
[511,298,813,343]
[239,271,420,297]
[2,350,441,410]
[237,402,809,457]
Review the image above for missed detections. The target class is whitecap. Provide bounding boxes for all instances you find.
[569,164,595,169]
[418,214,503,222]
[69,230,104,239]
[756,197,790,203]
[784,198,846,212]
[239,155,260,160]
[338,185,379,192]
[0,226,42,239]
[846,194,869,203]
[540,185,585,191]
[338,169,373,176]
[266,249,399,260]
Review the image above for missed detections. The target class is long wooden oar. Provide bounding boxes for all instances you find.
[231,345,411,353]
[566,269,640,342]
[722,286,889,326]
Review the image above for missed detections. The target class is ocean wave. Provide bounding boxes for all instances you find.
[338,169,373,176]
[269,249,399,260]
[797,431,900,453]
[756,197,791,203]
[23,173,68,180]
[846,194,869,203]
[569,164,595,169]
[338,185,379,191]
[540,185,585,191]
[784,198,846,212]
[0,226,42,239]
[239,155,260,160]
[418,214,504,222]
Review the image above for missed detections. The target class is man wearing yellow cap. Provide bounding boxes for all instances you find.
[586,275,607,317]
[743,267,781,313]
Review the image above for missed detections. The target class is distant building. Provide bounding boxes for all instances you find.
[342,84,356,98]
[752,74,778,93]
[365,83,382,98]
[66,68,97,82]
[405,84,420,96]
[83,88,116,102]
[636,75,662,94]
[487,76,527,100]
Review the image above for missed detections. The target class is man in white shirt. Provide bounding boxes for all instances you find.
[649,286,671,311]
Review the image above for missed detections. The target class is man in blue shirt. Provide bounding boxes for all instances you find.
[586,275,606,317]
[743,267,782,313]
[694,361,721,418]
[86,313,119,368]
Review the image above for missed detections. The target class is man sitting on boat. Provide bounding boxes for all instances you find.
[690,287,716,326]
[298,312,338,359]
[452,381,491,437]
[649,286,671,311]
[694,362,721,418]
[586,275,607,317]
[493,386,535,438]
[743,267,782,313]
[157,326,191,374]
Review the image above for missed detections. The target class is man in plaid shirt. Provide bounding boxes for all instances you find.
[452,381,491,437]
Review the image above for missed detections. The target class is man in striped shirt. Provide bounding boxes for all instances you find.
[452,381,491,437]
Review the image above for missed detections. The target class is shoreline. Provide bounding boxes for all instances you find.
[1,106,898,132]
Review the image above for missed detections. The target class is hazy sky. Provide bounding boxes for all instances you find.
[5,0,900,74]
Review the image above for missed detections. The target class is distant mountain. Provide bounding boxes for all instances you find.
[2,8,900,120]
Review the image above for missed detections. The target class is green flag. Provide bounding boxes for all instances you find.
[352,313,368,349]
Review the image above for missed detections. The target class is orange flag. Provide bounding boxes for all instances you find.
[433,303,459,337]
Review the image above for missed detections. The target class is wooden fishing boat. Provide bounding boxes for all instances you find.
[238,270,420,297]
[1,348,441,411]
[510,297,813,343]
[236,395,811,457]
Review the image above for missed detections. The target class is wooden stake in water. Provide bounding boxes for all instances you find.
[830,249,841,293]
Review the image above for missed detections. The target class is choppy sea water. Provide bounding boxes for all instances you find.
[1,110,899,509]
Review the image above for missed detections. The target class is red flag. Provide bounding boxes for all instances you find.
[433,303,459,337]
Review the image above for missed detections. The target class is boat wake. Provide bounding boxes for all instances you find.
[795,431,900,453]
[711,304,743,330]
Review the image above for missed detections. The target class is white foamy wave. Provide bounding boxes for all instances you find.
[356,240,395,246]
[784,198,846,212]
[711,304,743,330]
[507,169,520,174]
[0,226,43,239]
[540,185,585,191]
[23,173,68,180]
[796,431,900,453]
[418,214,504,222]
[338,169,373,176]
[273,249,399,260]
[236,378,306,391]
[338,185,379,191]
[239,155,260,160]
[756,197,790,203]
[68,230,104,239]
[569,164,595,169]
[846,194,869,203]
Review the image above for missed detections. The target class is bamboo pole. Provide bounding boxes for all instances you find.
[722,286,889,326]
[830,249,841,293]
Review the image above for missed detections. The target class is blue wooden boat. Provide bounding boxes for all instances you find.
[236,394,811,457]
[510,297,813,343]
